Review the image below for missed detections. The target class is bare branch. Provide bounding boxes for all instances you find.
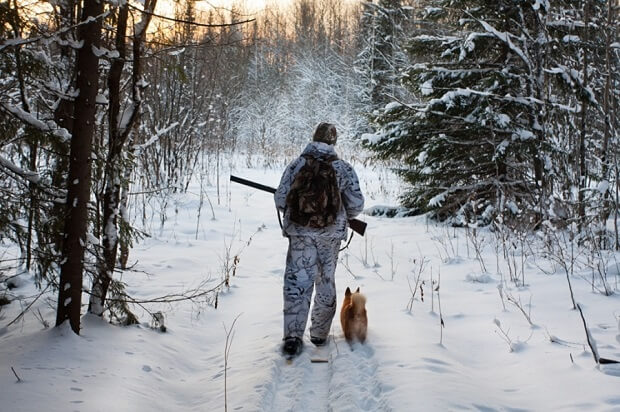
[127,4,255,28]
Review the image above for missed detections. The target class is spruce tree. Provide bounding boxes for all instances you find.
[367,0,581,225]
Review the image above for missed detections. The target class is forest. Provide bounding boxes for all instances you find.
[0,1,619,409]
[1,0,618,333]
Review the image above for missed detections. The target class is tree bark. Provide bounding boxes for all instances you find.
[599,0,614,228]
[88,0,157,316]
[56,0,105,334]
[88,2,129,316]
[577,0,590,226]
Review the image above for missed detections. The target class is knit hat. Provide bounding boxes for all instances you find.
[312,122,338,145]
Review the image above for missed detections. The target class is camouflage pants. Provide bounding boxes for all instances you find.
[283,236,341,340]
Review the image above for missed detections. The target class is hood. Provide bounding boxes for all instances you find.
[301,141,338,159]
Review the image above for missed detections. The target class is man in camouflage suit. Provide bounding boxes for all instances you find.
[275,123,365,357]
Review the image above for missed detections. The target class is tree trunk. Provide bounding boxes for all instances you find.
[56,0,105,334]
[26,139,38,271]
[9,0,38,272]
[528,5,548,224]
[599,0,613,228]
[88,2,129,316]
[88,0,157,316]
[118,161,133,269]
[577,0,590,227]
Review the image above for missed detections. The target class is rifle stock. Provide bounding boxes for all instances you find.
[230,175,367,237]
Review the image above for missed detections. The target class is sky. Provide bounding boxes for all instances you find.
[150,0,294,29]
[196,0,292,13]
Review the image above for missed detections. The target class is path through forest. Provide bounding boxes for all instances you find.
[1,166,619,412]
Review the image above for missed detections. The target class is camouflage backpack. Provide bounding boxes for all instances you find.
[286,155,342,228]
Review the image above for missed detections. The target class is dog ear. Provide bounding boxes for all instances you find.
[345,287,351,295]
[355,287,360,293]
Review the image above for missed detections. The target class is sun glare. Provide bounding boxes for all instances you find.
[148,0,292,34]
[154,0,291,16]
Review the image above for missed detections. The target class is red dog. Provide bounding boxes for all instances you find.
[340,287,367,344]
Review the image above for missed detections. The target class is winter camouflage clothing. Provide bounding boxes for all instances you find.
[282,236,341,339]
[275,140,364,341]
[275,142,365,240]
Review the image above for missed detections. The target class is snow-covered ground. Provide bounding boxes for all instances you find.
[1,158,619,411]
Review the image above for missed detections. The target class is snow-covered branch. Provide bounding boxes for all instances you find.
[474,19,531,70]
[0,154,66,201]
[0,102,71,141]
[0,11,111,52]
[132,122,179,153]
[0,155,40,184]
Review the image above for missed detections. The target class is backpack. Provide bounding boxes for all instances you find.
[286,154,342,228]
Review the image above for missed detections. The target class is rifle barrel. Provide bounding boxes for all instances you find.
[230,175,276,194]
[229,174,367,236]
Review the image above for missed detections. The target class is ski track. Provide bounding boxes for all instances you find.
[259,348,324,411]
[329,343,392,411]
[258,339,392,411]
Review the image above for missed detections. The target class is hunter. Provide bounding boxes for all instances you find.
[275,122,365,358]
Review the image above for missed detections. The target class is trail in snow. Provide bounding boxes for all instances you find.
[3,164,620,411]
[258,337,392,412]
[329,343,392,411]
[263,348,330,412]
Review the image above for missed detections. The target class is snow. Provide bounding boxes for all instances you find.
[597,180,610,194]
[417,151,428,164]
[532,0,550,12]
[383,101,402,113]
[428,190,448,207]
[496,113,511,127]
[92,46,120,59]
[0,102,72,141]
[562,35,580,44]
[168,48,186,56]
[459,32,492,61]
[1,160,619,411]
[86,233,100,246]
[361,132,383,145]
[424,7,443,15]
[420,79,434,96]
[0,155,41,184]
[505,201,520,215]
[512,129,536,141]
[133,122,180,153]
[428,88,484,109]
[476,20,531,69]
[96,94,109,104]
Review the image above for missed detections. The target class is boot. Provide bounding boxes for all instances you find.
[282,337,303,358]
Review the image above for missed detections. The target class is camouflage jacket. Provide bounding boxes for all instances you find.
[275,142,365,239]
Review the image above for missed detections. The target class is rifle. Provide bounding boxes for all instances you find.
[230,175,367,237]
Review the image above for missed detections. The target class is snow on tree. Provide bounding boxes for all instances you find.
[366,0,619,230]
[354,0,412,121]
